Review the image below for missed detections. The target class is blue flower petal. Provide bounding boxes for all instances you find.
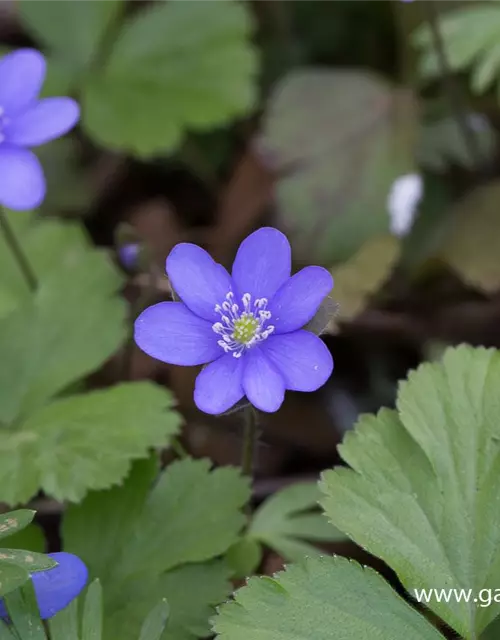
[262,331,333,391]
[166,243,233,322]
[0,146,45,210]
[32,553,88,620]
[135,302,221,366]
[194,354,244,414]
[243,347,285,412]
[232,228,291,301]
[0,552,88,621]
[0,49,46,116]
[270,266,333,334]
[5,98,80,147]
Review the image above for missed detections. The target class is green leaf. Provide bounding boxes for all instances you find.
[0,562,29,598]
[107,562,231,640]
[65,458,249,579]
[19,0,123,78]
[439,180,500,292]
[81,580,103,640]
[416,113,496,172]
[48,600,79,640]
[63,456,159,583]
[0,382,180,504]
[64,458,248,640]
[0,619,16,640]
[157,562,230,640]
[320,345,500,639]
[0,216,127,425]
[213,555,445,640]
[482,616,500,640]
[249,482,345,563]
[414,5,500,97]
[2,580,46,639]
[0,550,55,573]
[0,512,35,541]
[83,0,258,157]
[0,211,91,319]
[226,538,262,580]
[113,459,248,579]
[138,600,169,640]
[258,69,416,266]
[1,524,45,553]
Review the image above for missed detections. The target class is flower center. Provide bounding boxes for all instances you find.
[212,292,275,358]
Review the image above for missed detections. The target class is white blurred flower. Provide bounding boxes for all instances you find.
[387,173,423,237]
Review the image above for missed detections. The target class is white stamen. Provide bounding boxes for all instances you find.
[211,291,274,358]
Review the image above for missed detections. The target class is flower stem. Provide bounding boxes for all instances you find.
[171,438,188,459]
[424,1,483,169]
[241,406,259,478]
[0,207,37,292]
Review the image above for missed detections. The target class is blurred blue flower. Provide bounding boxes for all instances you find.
[135,227,334,414]
[119,243,141,271]
[0,552,88,620]
[0,49,80,211]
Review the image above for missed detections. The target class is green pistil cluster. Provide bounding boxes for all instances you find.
[232,314,260,345]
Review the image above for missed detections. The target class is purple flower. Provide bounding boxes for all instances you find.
[0,49,80,211]
[135,227,334,414]
[0,552,88,620]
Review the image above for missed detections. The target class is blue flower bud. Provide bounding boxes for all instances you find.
[119,243,141,271]
[0,552,88,620]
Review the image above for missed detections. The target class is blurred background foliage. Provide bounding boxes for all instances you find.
[1,0,499,497]
[0,0,499,633]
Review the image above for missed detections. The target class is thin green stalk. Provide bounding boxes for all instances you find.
[0,207,37,291]
[171,438,188,459]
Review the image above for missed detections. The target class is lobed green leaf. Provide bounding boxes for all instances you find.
[321,345,500,638]
[213,555,445,640]
[64,458,248,640]
[83,0,258,157]
[0,382,181,504]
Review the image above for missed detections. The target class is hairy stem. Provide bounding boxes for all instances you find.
[0,207,37,292]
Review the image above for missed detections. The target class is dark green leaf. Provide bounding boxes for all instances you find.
[259,70,417,266]
[63,457,159,582]
[64,459,248,640]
